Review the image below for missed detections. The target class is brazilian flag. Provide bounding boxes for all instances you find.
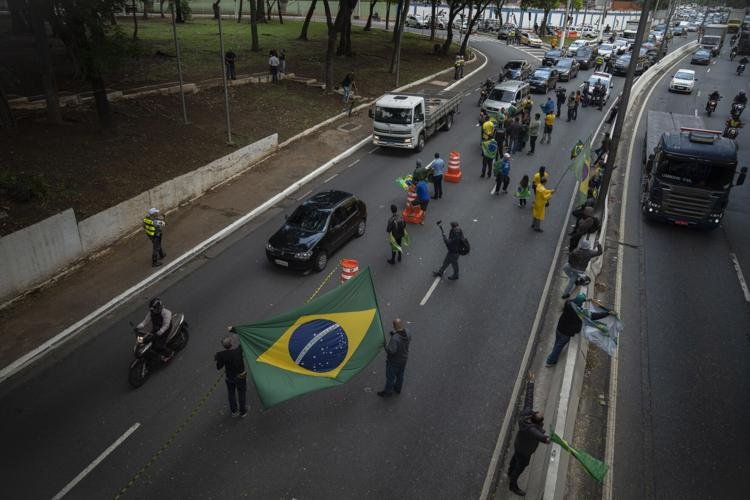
[234,268,385,408]
[550,431,609,482]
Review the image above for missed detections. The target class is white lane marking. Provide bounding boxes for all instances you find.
[323,173,338,184]
[603,51,683,500]
[730,253,750,302]
[694,109,698,116]
[697,90,702,97]
[298,189,313,200]
[419,277,442,306]
[52,423,140,500]
[707,67,711,73]
[344,159,360,169]
[367,146,379,154]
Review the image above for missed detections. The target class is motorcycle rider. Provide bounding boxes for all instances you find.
[734,90,747,106]
[730,46,738,61]
[137,298,174,362]
[738,56,749,75]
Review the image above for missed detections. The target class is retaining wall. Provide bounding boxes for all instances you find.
[1,134,278,302]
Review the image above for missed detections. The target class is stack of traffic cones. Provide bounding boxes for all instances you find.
[402,185,425,224]
[444,151,462,183]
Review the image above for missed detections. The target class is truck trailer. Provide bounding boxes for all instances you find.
[700,23,728,55]
[642,111,746,228]
[370,92,462,152]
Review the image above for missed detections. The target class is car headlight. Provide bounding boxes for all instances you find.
[266,243,275,251]
[294,250,313,260]
[374,135,380,140]
[404,138,412,143]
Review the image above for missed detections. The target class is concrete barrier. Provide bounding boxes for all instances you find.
[0,209,83,300]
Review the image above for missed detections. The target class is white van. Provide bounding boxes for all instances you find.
[481,80,530,116]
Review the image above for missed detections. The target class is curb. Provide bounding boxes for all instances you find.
[0,46,490,385]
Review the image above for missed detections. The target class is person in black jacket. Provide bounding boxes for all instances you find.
[215,334,248,417]
[433,221,463,280]
[386,204,406,264]
[546,295,611,365]
[508,372,550,496]
[377,318,411,397]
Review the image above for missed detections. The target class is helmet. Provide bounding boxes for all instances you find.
[149,298,163,314]
[740,91,746,97]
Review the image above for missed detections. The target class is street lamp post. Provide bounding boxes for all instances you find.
[217,7,234,146]
[170,0,189,125]
[595,0,654,215]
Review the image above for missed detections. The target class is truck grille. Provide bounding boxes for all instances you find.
[374,127,410,135]
[662,185,712,219]
[376,135,409,144]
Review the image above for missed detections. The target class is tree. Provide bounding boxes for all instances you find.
[322,0,336,91]
[429,0,436,41]
[441,0,468,55]
[0,79,16,129]
[527,0,560,36]
[30,0,62,124]
[385,0,391,31]
[131,0,139,40]
[391,0,402,42]
[249,0,260,50]
[175,0,187,23]
[8,0,30,34]
[390,0,410,76]
[364,0,378,31]
[299,0,318,40]
[336,0,358,56]
[257,0,267,23]
[160,0,166,18]
[143,0,152,19]
[460,0,492,56]
[237,0,243,22]
[212,0,221,19]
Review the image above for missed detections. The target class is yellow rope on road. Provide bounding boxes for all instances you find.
[113,266,340,498]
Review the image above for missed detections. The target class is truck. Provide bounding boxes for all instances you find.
[642,111,746,228]
[622,20,640,41]
[370,92,462,152]
[700,23,727,55]
[727,10,743,33]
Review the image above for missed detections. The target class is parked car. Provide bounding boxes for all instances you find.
[520,32,544,48]
[497,23,516,40]
[568,39,592,56]
[542,48,566,66]
[573,46,597,69]
[405,15,428,29]
[672,25,686,36]
[265,191,367,272]
[528,68,559,93]
[579,25,598,38]
[668,69,696,93]
[690,48,711,65]
[482,80,531,115]
[597,43,616,59]
[554,57,580,81]
[503,59,533,80]
[612,38,630,54]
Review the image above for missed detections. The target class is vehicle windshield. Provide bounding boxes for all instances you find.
[532,70,550,79]
[656,159,735,190]
[287,205,330,232]
[599,44,615,52]
[374,106,412,125]
[505,61,524,69]
[556,59,573,68]
[577,49,592,57]
[488,89,516,102]
[674,71,694,80]
[588,76,607,86]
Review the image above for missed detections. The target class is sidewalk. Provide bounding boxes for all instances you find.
[0,53,484,379]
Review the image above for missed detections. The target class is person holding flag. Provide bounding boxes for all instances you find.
[532,177,554,232]
[481,135,499,178]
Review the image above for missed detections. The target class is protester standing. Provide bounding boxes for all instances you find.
[269,50,280,83]
[378,318,412,397]
[595,132,611,161]
[532,178,554,232]
[566,93,576,122]
[493,153,511,195]
[143,208,166,267]
[516,175,531,207]
[555,87,566,118]
[509,117,522,154]
[540,112,555,144]
[415,178,430,220]
[573,90,581,120]
[481,136,499,178]
[386,204,407,264]
[215,334,247,418]
[527,113,541,155]
[569,206,600,251]
[507,372,550,496]
[545,295,612,366]
[224,50,237,80]
[279,48,286,74]
[433,221,464,280]
[561,239,603,298]
[431,152,445,199]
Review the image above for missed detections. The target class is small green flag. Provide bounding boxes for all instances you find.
[550,431,609,483]
[234,267,385,408]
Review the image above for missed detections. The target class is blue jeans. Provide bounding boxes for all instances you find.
[562,262,586,297]
[546,331,572,365]
[226,376,247,414]
[342,85,351,103]
[383,361,406,394]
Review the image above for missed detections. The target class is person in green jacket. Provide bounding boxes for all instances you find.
[527,113,541,155]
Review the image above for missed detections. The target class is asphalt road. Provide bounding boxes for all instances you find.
[0,35,642,499]
[613,42,750,498]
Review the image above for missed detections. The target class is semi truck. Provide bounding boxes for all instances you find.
[370,92,462,152]
[642,111,746,228]
[700,23,727,55]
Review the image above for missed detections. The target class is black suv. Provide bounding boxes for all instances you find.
[542,48,566,66]
[528,68,559,93]
[554,57,580,81]
[266,191,367,272]
[573,47,597,70]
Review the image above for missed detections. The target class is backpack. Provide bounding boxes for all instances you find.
[458,237,471,256]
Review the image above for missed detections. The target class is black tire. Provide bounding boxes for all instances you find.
[128,359,150,388]
[416,133,425,152]
[355,219,366,237]
[314,250,328,272]
[707,107,712,117]
[442,113,454,131]
[171,324,190,352]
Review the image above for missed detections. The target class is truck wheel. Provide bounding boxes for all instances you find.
[416,134,425,152]
[442,113,454,131]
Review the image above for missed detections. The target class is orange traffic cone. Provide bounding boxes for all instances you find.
[402,186,425,224]
[340,259,359,283]
[444,151,462,183]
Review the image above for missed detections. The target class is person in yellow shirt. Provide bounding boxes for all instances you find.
[482,118,495,141]
[532,177,554,232]
[541,112,555,144]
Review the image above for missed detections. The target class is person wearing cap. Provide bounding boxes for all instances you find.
[412,159,429,183]
[215,333,248,417]
[493,153,511,195]
[143,208,166,267]
[545,294,612,366]
[561,238,603,298]
[433,221,464,280]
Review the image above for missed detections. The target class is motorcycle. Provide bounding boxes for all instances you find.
[738,63,746,76]
[731,102,746,119]
[128,313,189,388]
[706,97,719,116]
[724,125,739,139]
[730,48,738,61]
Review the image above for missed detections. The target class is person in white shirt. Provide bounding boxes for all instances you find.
[268,50,280,83]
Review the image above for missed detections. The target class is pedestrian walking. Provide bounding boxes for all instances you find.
[143,208,166,267]
[545,295,612,366]
[540,112,555,144]
[269,50,280,83]
[532,177,554,232]
[493,153,511,195]
[555,87,567,118]
[224,50,237,80]
[433,221,466,280]
[515,174,531,207]
[415,178,430,221]
[279,48,286,74]
[561,239,603,298]
[569,206,600,251]
[341,73,356,103]
[573,90,581,120]
[431,152,445,199]
[566,93,576,122]
[507,372,550,496]
[215,334,247,418]
[377,318,412,397]
[509,117,522,154]
[527,113,541,155]
[481,136,499,178]
[386,204,407,264]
